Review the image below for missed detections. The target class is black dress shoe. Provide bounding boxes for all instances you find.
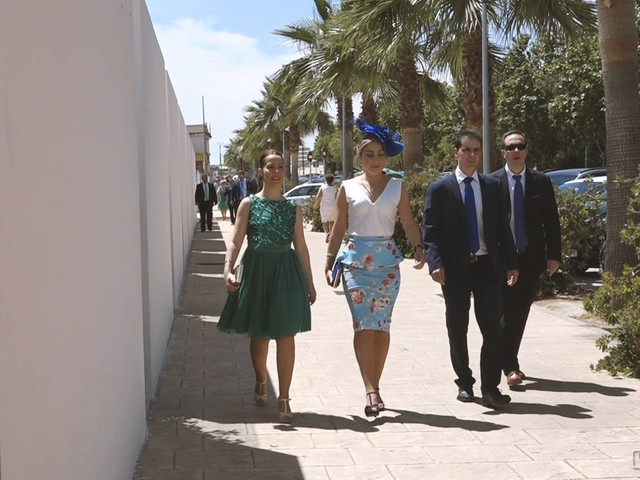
[456,388,474,403]
[481,390,511,408]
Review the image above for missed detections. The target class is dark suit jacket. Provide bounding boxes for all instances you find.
[422,172,518,286]
[491,166,561,275]
[195,182,217,206]
[231,178,250,204]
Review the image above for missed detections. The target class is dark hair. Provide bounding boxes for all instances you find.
[258,149,283,167]
[325,173,334,185]
[453,128,482,148]
[501,130,527,147]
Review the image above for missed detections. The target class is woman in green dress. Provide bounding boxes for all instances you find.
[218,149,316,423]
[216,179,229,220]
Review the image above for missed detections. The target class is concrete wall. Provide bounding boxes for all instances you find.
[0,1,196,478]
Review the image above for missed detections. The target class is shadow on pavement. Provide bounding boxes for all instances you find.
[513,376,635,396]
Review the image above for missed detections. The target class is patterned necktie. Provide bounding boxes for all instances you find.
[513,175,528,251]
[463,177,480,254]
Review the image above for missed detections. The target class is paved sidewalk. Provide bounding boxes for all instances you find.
[135,215,640,480]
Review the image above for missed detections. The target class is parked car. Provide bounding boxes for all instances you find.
[557,176,607,272]
[283,182,323,205]
[544,167,607,187]
[558,175,607,211]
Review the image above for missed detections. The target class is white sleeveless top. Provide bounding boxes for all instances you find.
[343,177,402,237]
[319,184,338,209]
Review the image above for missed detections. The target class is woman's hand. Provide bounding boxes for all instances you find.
[309,284,317,304]
[324,266,333,286]
[226,271,240,292]
[413,247,426,270]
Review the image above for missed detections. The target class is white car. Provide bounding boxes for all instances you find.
[283,183,323,205]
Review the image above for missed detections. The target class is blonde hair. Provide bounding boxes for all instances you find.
[355,136,383,158]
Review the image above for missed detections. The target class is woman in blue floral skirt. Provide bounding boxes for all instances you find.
[324,120,426,417]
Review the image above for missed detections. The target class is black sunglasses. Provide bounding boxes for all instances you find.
[504,143,527,151]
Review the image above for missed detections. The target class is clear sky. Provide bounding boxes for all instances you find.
[145,0,320,161]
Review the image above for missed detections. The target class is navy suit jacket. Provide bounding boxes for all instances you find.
[231,178,250,204]
[491,166,561,275]
[422,172,518,286]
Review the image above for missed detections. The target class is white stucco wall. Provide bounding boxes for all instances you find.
[0,1,196,478]
[135,0,176,400]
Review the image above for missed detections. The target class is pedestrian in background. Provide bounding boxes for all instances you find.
[194,173,217,232]
[313,173,338,243]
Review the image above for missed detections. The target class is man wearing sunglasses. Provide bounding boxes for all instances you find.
[492,130,561,388]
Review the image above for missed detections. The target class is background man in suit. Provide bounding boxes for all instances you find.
[422,128,519,408]
[195,173,217,232]
[492,130,561,387]
[230,170,250,225]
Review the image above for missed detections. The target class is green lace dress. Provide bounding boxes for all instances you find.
[218,195,312,339]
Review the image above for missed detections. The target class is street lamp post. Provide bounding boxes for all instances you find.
[481,0,490,173]
[217,142,222,166]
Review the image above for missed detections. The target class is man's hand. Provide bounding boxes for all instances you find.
[430,268,445,285]
[507,269,519,286]
[547,259,560,276]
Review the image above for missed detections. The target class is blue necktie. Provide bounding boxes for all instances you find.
[463,177,480,254]
[513,175,528,251]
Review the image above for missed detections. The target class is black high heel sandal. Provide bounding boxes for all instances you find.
[364,391,380,417]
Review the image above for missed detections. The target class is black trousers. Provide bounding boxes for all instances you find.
[442,256,503,394]
[229,202,238,224]
[502,251,540,374]
[198,200,214,231]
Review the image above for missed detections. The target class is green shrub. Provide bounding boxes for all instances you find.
[555,182,606,275]
[393,170,442,256]
[585,174,640,378]
[301,200,323,232]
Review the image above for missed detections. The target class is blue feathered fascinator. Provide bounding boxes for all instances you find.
[356,118,404,157]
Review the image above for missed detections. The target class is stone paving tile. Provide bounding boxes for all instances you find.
[324,465,394,479]
[569,458,639,479]
[425,444,530,463]
[348,446,433,465]
[507,460,586,479]
[388,462,519,480]
[253,447,353,468]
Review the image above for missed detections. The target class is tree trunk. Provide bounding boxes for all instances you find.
[397,50,423,174]
[360,94,378,125]
[597,0,640,276]
[338,97,354,179]
[288,123,301,186]
[462,25,498,171]
[282,128,291,180]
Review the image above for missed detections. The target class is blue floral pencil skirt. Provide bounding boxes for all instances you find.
[336,236,403,332]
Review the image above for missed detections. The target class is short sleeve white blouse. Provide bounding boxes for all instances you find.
[342,177,402,237]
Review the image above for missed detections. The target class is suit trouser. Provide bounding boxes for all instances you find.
[229,202,237,224]
[442,256,503,394]
[502,251,540,374]
[198,201,214,231]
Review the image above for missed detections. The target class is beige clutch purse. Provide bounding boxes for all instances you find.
[233,264,244,284]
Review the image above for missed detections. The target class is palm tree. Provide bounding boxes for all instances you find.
[275,0,358,178]
[597,0,640,275]
[326,0,448,173]
[431,0,596,169]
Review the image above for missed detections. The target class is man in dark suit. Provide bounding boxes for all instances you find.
[422,128,519,408]
[491,130,561,387]
[230,170,250,225]
[194,173,217,232]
